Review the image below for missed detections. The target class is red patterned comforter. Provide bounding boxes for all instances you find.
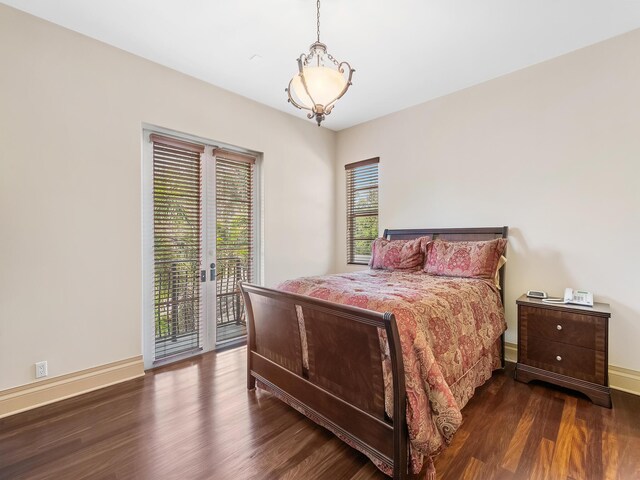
[278,269,506,475]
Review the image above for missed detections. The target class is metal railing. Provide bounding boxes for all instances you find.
[154,259,200,358]
[154,256,247,352]
[216,257,248,329]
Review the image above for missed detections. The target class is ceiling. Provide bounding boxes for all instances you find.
[4,0,640,131]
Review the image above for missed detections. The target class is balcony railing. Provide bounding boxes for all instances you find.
[154,259,200,359]
[154,256,247,353]
[216,256,248,342]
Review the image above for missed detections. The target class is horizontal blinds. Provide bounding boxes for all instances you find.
[215,151,255,342]
[150,133,205,153]
[213,148,255,164]
[346,158,379,264]
[152,138,202,360]
[216,152,255,284]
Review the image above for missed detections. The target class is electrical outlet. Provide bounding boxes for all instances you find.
[35,361,48,379]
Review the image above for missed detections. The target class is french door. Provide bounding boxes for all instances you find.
[143,130,256,368]
[214,151,256,343]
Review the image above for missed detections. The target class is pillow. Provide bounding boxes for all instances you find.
[424,238,507,279]
[494,255,507,289]
[370,236,431,270]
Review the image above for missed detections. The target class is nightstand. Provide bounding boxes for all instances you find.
[515,294,611,407]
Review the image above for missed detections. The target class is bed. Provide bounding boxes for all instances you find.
[239,226,508,479]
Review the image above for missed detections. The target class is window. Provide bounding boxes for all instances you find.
[346,157,379,264]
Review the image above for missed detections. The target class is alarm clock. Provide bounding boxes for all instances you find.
[527,290,548,299]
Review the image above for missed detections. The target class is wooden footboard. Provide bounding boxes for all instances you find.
[239,282,409,479]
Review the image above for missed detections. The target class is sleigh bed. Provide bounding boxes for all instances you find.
[240,226,508,479]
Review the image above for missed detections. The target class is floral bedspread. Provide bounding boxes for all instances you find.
[278,269,506,475]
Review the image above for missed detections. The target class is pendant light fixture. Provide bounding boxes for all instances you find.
[286,0,355,126]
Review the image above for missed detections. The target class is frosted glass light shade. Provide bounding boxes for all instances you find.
[290,66,347,109]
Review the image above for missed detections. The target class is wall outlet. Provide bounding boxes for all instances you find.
[35,361,48,379]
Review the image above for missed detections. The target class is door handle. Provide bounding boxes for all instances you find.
[210,263,216,281]
[200,270,206,283]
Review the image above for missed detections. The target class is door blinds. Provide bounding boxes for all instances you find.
[346,158,379,264]
[215,150,255,341]
[151,134,203,360]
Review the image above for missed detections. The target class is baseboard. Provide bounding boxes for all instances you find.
[505,342,640,397]
[1,344,637,418]
[0,356,144,419]
[505,342,518,363]
[608,365,640,396]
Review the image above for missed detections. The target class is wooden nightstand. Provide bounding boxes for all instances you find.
[515,294,611,407]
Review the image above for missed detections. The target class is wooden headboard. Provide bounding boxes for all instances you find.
[384,226,508,243]
[384,226,509,296]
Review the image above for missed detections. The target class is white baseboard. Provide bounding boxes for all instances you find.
[0,356,144,419]
[505,342,518,363]
[505,342,640,397]
[1,345,636,419]
[608,365,640,396]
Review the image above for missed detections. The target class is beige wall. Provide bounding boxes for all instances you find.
[2,3,639,396]
[0,5,335,391]
[336,29,640,371]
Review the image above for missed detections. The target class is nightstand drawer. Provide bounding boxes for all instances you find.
[524,337,605,384]
[521,305,605,351]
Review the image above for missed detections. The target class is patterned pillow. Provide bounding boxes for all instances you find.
[370,236,431,270]
[424,238,507,279]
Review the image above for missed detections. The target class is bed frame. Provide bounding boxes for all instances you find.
[240,226,508,479]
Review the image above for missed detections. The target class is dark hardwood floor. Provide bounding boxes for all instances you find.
[1,347,639,479]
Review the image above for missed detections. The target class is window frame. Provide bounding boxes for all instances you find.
[345,157,380,265]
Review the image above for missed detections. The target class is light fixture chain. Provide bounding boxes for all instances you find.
[316,0,320,42]
[327,52,340,67]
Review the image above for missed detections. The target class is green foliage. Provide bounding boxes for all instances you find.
[350,187,379,257]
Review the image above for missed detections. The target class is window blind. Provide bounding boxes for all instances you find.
[346,158,379,265]
[215,150,255,342]
[151,134,204,360]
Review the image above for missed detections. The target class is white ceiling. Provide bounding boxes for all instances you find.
[4,0,640,130]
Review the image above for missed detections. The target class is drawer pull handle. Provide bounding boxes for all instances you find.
[557,324,563,331]
[556,355,562,361]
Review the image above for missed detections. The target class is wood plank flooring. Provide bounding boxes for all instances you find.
[1,347,639,479]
